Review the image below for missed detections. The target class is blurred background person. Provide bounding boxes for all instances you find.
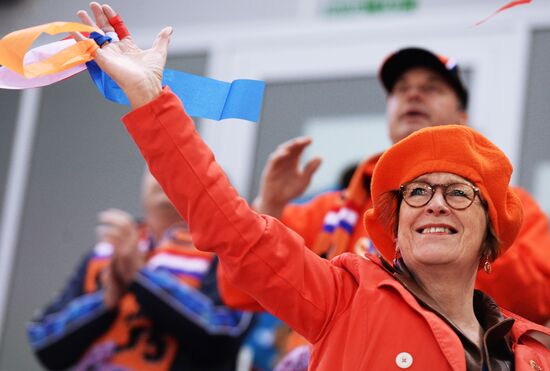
[27,169,253,370]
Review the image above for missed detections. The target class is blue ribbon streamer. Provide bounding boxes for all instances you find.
[89,32,112,47]
[86,61,265,123]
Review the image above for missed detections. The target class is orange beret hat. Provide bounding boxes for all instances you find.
[363,125,523,262]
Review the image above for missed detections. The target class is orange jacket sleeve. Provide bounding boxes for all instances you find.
[475,186,550,324]
[122,88,357,342]
[217,264,264,311]
[217,192,341,311]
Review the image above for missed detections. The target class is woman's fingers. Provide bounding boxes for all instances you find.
[90,2,115,33]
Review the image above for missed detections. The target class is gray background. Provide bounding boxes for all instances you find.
[520,29,550,191]
[250,76,386,199]
[0,90,19,217]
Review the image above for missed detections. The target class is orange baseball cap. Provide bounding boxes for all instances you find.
[363,125,523,262]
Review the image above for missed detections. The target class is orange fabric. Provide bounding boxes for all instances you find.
[218,192,343,311]
[122,90,550,370]
[84,265,179,369]
[314,154,379,258]
[476,187,550,324]
[0,22,98,78]
[217,164,373,311]
[92,295,178,370]
[365,125,523,262]
[217,264,265,311]
[282,158,378,255]
[283,192,342,253]
[84,257,109,294]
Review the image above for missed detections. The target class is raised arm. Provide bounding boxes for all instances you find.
[80,3,358,343]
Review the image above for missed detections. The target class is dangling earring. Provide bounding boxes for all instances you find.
[483,256,492,274]
[393,244,401,266]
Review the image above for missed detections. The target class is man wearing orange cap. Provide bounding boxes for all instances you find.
[218,47,550,331]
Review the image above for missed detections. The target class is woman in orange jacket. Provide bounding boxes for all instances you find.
[219,50,550,326]
[79,4,550,369]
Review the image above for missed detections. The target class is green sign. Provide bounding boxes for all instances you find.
[325,0,417,15]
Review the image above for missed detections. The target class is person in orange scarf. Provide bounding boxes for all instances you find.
[219,47,550,330]
[75,8,550,369]
[28,169,253,370]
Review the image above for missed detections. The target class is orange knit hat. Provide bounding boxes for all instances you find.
[363,125,523,262]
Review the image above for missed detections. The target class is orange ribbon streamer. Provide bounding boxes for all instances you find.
[476,0,532,26]
[0,22,98,78]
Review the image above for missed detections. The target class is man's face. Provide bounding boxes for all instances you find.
[386,67,467,143]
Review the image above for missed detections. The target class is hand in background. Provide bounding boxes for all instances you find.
[253,137,322,218]
[96,209,143,296]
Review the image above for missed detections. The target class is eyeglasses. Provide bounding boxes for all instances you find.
[399,181,480,210]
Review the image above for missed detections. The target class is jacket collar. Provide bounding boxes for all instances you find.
[374,256,514,371]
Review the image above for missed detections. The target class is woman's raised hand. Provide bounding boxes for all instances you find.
[76,2,172,109]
